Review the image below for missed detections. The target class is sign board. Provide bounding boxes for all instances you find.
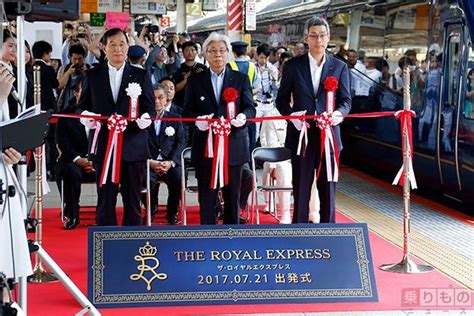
[160,17,171,28]
[81,0,98,13]
[245,0,256,31]
[106,12,130,30]
[98,0,123,13]
[90,13,106,27]
[187,3,202,17]
[88,224,378,307]
[202,0,219,11]
[130,0,167,15]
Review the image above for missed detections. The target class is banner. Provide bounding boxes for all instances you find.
[88,224,378,307]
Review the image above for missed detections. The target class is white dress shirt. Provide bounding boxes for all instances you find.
[108,62,125,102]
[308,53,326,97]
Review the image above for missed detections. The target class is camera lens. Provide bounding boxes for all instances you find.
[150,25,159,33]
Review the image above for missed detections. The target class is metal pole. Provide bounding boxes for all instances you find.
[29,66,58,283]
[380,68,434,274]
[35,244,101,316]
[15,14,29,313]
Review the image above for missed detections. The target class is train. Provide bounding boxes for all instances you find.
[188,0,474,214]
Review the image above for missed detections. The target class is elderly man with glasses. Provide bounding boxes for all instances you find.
[182,32,255,225]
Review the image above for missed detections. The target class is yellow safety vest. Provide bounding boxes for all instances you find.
[229,60,257,100]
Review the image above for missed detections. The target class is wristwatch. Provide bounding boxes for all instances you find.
[169,160,176,168]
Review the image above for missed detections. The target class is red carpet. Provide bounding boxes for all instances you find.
[21,207,468,315]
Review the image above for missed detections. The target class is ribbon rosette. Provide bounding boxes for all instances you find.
[223,87,238,119]
[207,117,231,189]
[126,82,142,120]
[99,114,128,186]
[392,109,417,189]
[317,76,340,182]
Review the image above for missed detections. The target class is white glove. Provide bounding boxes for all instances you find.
[80,110,100,129]
[136,112,152,129]
[230,113,246,128]
[289,110,306,131]
[195,113,214,131]
[331,110,344,126]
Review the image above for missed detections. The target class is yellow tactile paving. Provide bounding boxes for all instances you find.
[336,192,474,290]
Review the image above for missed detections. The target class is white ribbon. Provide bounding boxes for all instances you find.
[296,122,308,156]
[212,135,226,189]
[324,129,339,182]
[90,121,102,154]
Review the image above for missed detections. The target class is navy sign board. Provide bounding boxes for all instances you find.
[88,224,378,307]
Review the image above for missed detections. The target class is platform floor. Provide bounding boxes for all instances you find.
[27,165,473,315]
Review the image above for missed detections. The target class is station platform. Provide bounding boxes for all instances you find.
[24,167,473,315]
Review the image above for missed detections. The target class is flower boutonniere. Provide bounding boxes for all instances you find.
[164,126,175,137]
[126,82,142,119]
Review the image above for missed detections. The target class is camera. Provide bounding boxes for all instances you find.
[161,31,176,37]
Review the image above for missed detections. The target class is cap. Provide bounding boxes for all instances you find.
[231,41,248,48]
[128,45,146,59]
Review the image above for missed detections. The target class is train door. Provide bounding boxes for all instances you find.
[437,21,466,200]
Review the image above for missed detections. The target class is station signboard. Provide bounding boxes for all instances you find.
[130,0,167,15]
[245,0,256,31]
[98,0,123,13]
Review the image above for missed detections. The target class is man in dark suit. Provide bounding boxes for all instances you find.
[146,83,187,224]
[182,32,255,225]
[78,28,155,226]
[276,17,351,224]
[55,77,96,230]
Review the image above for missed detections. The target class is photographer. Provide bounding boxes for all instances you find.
[0,65,32,300]
[61,22,97,67]
[57,44,90,111]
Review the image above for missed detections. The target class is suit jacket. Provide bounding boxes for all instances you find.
[147,111,187,166]
[78,63,155,162]
[32,60,59,112]
[276,53,351,153]
[56,105,89,163]
[182,68,255,165]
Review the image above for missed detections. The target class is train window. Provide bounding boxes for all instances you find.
[383,3,429,114]
[464,47,474,120]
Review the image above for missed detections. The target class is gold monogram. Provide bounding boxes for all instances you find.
[130,242,167,291]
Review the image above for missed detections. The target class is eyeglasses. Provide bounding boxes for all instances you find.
[207,49,228,55]
[307,33,328,40]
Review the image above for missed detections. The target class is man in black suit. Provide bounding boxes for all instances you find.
[32,40,60,180]
[183,32,255,225]
[146,83,187,224]
[55,77,95,230]
[276,17,351,224]
[78,28,155,226]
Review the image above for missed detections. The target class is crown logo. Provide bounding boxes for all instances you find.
[139,242,157,257]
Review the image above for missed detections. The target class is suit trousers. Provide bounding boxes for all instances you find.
[149,166,182,218]
[94,160,146,226]
[195,161,243,225]
[55,162,96,221]
[291,132,336,223]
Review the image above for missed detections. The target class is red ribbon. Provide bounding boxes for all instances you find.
[99,114,128,187]
[128,97,140,120]
[316,112,340,181]
[209,118,231,189]
[393,109,417,188]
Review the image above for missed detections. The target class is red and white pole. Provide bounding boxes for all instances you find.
[227,0,243,42]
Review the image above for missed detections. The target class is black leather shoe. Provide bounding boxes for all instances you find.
[166,214,180,225]
[64,218,79,230]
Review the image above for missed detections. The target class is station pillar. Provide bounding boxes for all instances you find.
[227,0,244,42]
[176,0,187,33]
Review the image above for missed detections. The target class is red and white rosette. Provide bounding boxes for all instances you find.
[126,82,142,120]
[209,117,231,189]
[222,87,238,119]
[99,114,128,187]
[392,109,418,189]
[317,76,340,182]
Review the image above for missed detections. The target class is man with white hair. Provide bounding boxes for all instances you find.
[183,32,255,225]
